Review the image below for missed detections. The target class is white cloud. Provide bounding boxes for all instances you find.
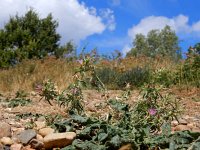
[0,0,115,43]
[192,21,200,32]
[124,14,200,54]
[128,14,200,40]
[100,8,116,31]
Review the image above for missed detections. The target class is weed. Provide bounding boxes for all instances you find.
[7,90,32,108]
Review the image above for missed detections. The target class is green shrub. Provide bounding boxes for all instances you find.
[152,68,175,87]
[95,67,119,89]
[117,66,151,88]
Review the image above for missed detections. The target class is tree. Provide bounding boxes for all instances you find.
[0,9,61,67]
[127,25,181,59]
[127,34,148,57]
[54,41,76,59]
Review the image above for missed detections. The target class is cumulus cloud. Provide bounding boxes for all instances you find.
[0,0,116,43]
[123,14,200,54]
[128,14,200,40]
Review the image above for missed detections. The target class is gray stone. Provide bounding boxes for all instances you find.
[17,129,36,144]
[0,122,11,138]
[30,139,44,149]
[43,132,76,149]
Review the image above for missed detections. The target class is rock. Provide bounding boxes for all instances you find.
[21,145,35,150]
[0,137,13,145]
[192,127,200,132]
[178,118,187,125]
[0,122,11,138]
[0,143,3,150]
[17,129,36,145]
[36,134,43,142]
[30,139,44,149]
[118,144,132,150]
[187,123,194,129]
[10,143,23,150]
[3,145,10,150]
[34,121,46,130]
[30,91,36,96]
[37,116,46,122]
[3,113,14,119]
[171,120,178,127]
[43,132,76,149]
[12,127,25,137]
[174,125,190,131]
[39,127,54,137]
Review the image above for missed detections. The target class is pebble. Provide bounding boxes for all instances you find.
[118,144,132,150]
[34,121,46,130]
[0,122,11,138]
[178,118,187,125]
[39,127,54,137]
[174,125,190,131]
[37,116,46,122]
[36,134,44,142]
[43,132,76,149]
[10,143,23,150]
[171,120,178,127]
[0,137,13,145]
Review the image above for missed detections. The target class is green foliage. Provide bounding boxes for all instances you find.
[40,80,58,105]
[127,25,181,60]
[131,85,180,132]
[96,66,151,89]
[152,68,175,87]
[117,66,151,88]
[55,41,76,59]
[95,67,119,89]
[46,85,195,150]
[7,90,31,108]
[177,46,200,87]
[0,9,60,67]
[56,84,84,114]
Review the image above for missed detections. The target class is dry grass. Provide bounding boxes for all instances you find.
[0,57,75,92]
[0,56,180,93]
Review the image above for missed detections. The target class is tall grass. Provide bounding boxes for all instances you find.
[0,57,74,92]
[0,55,199,92]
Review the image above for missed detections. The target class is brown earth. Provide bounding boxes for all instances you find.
[0,88,199,123]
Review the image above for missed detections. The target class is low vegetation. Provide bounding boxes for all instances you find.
[0,9,200,149]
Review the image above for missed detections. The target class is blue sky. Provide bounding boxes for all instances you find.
[81,0,200,55]
[0,0,200,56]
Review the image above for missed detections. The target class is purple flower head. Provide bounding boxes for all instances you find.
[35,84,43,92]
[71,87,79,95]
[77,59,83,65]
[148,108,157,116]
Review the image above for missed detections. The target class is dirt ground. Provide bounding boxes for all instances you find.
[0,88,200,127]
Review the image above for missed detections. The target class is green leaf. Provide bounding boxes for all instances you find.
[98,133,108,142]
[108,99,128,111]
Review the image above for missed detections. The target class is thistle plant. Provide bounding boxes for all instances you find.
[39,79,58,105]
[131,84,181,132]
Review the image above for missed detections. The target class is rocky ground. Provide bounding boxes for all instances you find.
[0,88,200,150]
